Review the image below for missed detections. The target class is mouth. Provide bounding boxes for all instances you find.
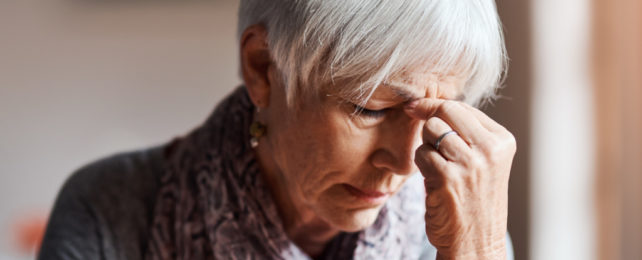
[341,184,391,205]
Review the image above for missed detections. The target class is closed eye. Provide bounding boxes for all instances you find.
[353,104,388,118]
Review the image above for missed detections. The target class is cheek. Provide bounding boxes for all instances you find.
[274,110,377,200]
[306,120,381,195]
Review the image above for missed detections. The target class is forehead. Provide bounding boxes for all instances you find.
[376,70,466,102]
[320,65,466,104]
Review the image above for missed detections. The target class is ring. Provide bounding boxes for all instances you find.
[434,130,458,150]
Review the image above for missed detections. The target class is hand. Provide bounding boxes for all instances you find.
[405,99,516,260]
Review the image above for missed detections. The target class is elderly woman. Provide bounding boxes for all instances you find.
[38,0,515,259]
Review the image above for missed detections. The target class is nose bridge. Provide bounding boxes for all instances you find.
[374,114,422,175]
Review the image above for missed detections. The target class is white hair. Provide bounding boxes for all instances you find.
[238,0,507,107]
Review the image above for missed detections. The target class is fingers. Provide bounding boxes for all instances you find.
[458,103,516,153]
[458,102,507,134]
[410,100,513,258]
[414,144,450,191]
[404,98,445,119]
[423,117,471,162]
[405,99,490,145]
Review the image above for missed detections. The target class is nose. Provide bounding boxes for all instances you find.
[370,113,423,175]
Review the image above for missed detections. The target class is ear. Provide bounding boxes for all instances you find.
[240,25,274,109]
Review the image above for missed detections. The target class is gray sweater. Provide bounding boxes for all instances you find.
[38,146,167,260]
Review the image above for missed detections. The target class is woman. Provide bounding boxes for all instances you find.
[39,0,515,259]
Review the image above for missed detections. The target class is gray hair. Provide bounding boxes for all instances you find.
[238,0,507,107]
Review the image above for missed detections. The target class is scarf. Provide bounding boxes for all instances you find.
[145,87,428,259]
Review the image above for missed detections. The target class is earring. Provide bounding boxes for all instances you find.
[250,105,266,148]
[249,121,267,148]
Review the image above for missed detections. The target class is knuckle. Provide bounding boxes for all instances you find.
[466,154,487,169]
[425,116,443,130]
[480,133,517,163]
[433,159,451,173]
[474,136,498,155]
[414,146,429,164]
[504,131,518,153]
[487,144,506,163]
[495,131,517,152]
[414,146,438,168]
[415,145,453,175]
[459,146,476,162]
[481,135,499,148]
[414,146,429,166]
[437,101,458,116]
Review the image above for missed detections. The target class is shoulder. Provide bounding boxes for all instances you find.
[59,144,166,224]
[63,145,166,206]
[38,144,167,260]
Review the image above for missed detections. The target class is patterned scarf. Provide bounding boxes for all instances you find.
[145,87,428,259]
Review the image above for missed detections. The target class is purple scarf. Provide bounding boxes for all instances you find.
[145,87,428,259]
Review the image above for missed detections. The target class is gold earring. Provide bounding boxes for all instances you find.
[250,104,267,148]
[249,121,267,148]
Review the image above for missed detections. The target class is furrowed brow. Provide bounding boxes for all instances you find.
[384,83,465,102]
[383,84,422,102]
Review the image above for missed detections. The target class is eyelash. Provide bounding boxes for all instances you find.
[353,104,388,118]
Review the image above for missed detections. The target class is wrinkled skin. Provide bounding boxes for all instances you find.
[407,100,515,259]
[240,25,516,259]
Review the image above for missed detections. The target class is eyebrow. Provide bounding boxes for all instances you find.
[382,83,422,102]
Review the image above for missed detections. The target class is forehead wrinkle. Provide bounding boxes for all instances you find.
[381,83,424,102]
[382,70,468,102]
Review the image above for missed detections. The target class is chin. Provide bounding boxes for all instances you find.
[324,205,383,232]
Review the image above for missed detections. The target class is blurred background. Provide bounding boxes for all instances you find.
[0,0,639,259]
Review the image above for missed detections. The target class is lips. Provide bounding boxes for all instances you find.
[342,184,390,205]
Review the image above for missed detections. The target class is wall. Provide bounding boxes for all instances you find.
[531,0,596,259]
[594,0,642,258]
[0,1,240,258]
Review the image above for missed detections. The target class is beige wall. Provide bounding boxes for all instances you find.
[594,0,642,258]
[0,1,239,257]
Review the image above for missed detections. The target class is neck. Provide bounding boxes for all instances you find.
[285,214,340,258]
[254,144,340,257]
